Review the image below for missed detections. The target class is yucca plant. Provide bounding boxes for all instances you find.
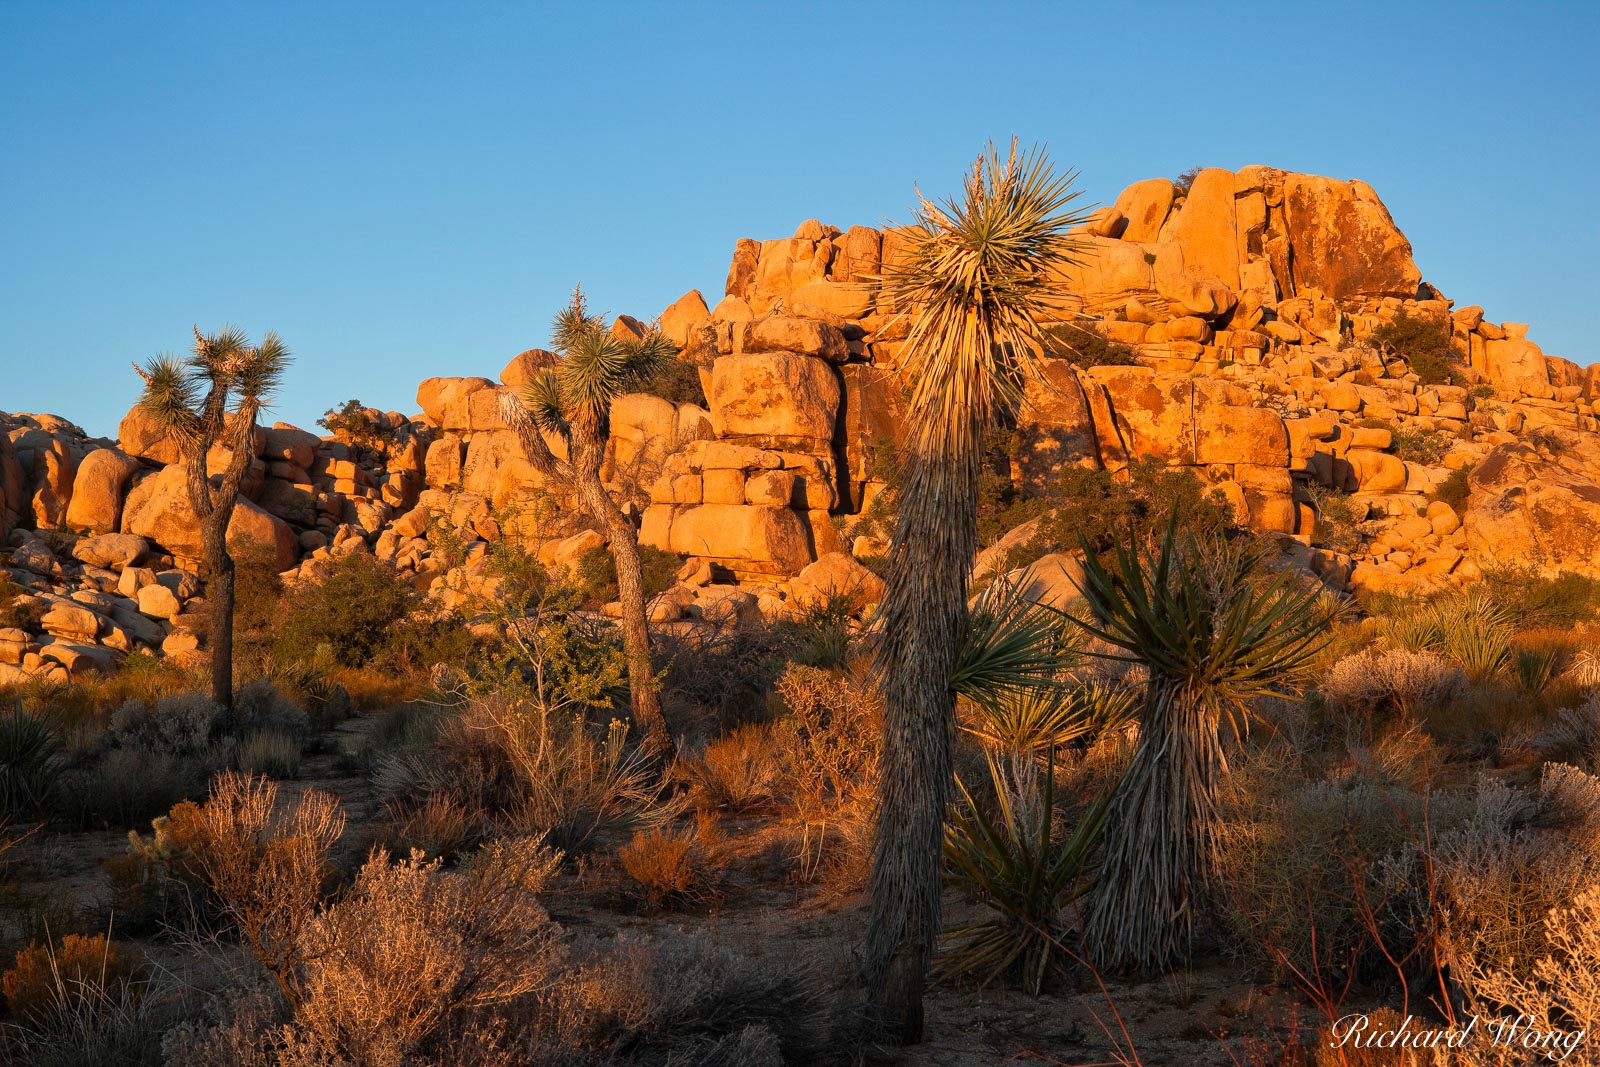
[1441,598,1515,682]
[938,751,1109,994]
[132,327,290,710]
[1514,645,1564,699]
[861,140,1090,1042]
[0,702,63,817]
[499,289,678,760]
[1076,523,1334,974]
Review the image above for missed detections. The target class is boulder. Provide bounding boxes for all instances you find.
[737,314,848,363]
[1483,338,1552,396]
[1016,359,1099,485]
[263,426,321,470]
[1010,551,1086,612]
[117,404,187,465]
[137,582,183,620]
[1464,438,1600,578]
[1111,178,1176,244]
[65,447,142,534]
[415,377,495,428]
[30,437,76,529]
[501,350,557,390]
[661,504,814,573]
[1167,168,1240,289]
[71,533,150,570]
[788,551,885,612]
[120,463,297,570]
[1282,174,1422,299]
[709,352,840,443]
[659,290,712,349]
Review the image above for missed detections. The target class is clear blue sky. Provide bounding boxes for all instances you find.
[3,2,1596,438]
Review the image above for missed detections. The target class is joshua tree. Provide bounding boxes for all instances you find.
[499,289,676,761]
[1075,524,1332,973]
[861,141,1090,1043]
[133,326,290,710]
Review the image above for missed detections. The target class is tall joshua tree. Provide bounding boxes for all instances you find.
[499,289,676,761]
[133,326,290,710]
[862,142,1090,1043]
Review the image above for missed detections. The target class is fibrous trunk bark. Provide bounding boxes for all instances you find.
[862,443,980,1044]
[203,508,236,710]
[1083,682,1221,974]
[574,466,673,761]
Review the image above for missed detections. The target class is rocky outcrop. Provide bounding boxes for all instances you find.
[3,164,1597,682]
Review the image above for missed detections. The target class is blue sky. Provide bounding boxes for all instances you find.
[3,2,1596,437]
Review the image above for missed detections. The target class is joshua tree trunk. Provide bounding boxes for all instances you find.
[573,464,672,760]
[863,443,981,1042]
[202,510,238,709]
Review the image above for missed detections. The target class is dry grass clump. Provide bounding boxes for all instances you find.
[619,827,706,910]
[379,792,480,861]
[388,695,678,856]
[235,731,302,779]
[0,948,172,1067]
[2,932,145,1020]
[679,722,782,813]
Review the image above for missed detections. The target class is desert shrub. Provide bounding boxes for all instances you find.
[0,575,46,633]
[1043,324,1141,368]
[1321,648,1463,718]
[181,772,346,1002]
[0,703,63,817]
[680,722,782,812]
[782,591,859,670]
[1429,465,1472,510]
[290,848,566,1064]
[106,801,219,936]
[1214,759,1446,991]
[1480,565,1600,627]
[227,680,310,742]
[1450,886,1600,1063]
[62,745,212,830]
[317,398,397,454]
[1432,764,1600,1000]
[643,356,708,407]
[771,665,880,821]
[660,623,791,725]
[380,792,480,860]
[234,731,302,779]
[1030,457,1238,561]
[2,932,145,1020]
[1305,483,1366,553]
[619,828,704,910]
[1390,425,1449,465]
[272,553,421,669]
[433,696,676,855]
[1533,695,1600,769]
[542,933,834,1065]
[1173,165,1203,194]
[1371,311,1461,386]
[165,841,568,1067]
[572,543,681,607]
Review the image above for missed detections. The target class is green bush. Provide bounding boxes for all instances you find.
[272,554,425,669]
[317,398,397,454]
[1371,312,1462,386]
[1480,566,1600,627]
[1044,325,1140,369]
[0,576,45,633]
[1429,465,1472,509]
[642,358,707,407]
[1391,426,1449,465]
[1305,483,1366,553]
[573,543,681,606]
[1029,458,1238,562]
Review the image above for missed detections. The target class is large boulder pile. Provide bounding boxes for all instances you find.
[4,165,1598,682]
